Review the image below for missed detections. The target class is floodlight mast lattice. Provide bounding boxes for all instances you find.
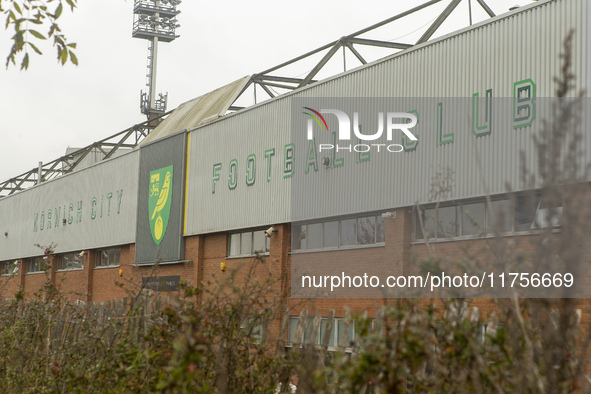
[132,0,181,119]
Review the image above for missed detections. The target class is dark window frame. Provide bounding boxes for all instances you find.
[414,192,560,241]
[292,213,386,252]
[56,251,84,271]
[227,229,271,258]
[95,247,122,268]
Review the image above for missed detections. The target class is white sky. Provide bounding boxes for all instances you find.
[0,0,534,183]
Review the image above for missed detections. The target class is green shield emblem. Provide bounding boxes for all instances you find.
[148,165,173,245]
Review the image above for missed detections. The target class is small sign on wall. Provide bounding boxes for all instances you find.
[141,275,181,292]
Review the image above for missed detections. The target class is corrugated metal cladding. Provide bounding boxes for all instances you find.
[0,151,139,260]
[186,100,293,234]
[185,0,589,235]
[289,98,590,222]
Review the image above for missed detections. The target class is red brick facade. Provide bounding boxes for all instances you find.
[2,206,589,361]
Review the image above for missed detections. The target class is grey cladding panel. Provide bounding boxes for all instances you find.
[135,132,186,264]
[0,152,139,260]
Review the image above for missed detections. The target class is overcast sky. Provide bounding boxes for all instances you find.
[0,0,534,184]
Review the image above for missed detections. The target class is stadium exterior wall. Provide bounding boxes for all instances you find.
[0,150,139,260]
[0,0,590,361]
[185,0,589,235]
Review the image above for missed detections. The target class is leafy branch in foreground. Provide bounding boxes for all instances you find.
[1,0,79,69]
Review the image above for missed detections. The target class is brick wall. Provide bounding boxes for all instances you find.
[23,271,50,299]
[0,259,23,299]
[3,204,591,371]
[288,208,410,319]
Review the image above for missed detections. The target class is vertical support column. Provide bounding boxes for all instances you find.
[184,235,204,301]
[126,244,136,282]
[18,259,26,292]
[85,250,94,303]
[149,0,160,112]
[384,207,414,278]
[49,256,57,290]
[149,36,159,111]
[196,236,204,291]
[269,223,291,346]
[270,224,290,299]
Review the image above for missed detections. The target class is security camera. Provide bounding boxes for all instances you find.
[79,251,85,258]
[264,226,277,238]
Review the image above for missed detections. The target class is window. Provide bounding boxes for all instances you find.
[228,230,270,257]
[487,199,512,234]
[337,319,355,347]
[307,223,322,249]
[293,214,386,251]
[514,194,539,231]
[415,208,436,239]
[533,193,562,228]
[323,221,338,247]
[57,251,84,271]
[240,318,263,343]
[95,248,121,268]
[340,219,357,246]
[288,316,357,348]
[1,260,18,276]
[357,216,376,245]
[415,192,561,241]
[437,206,458,238]
[27,257,45,273]
[415,206,457,239]
[461,202,485,236]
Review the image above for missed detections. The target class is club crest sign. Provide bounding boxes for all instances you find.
[148,165,173,245]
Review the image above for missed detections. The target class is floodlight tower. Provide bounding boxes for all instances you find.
[132,0,181,119]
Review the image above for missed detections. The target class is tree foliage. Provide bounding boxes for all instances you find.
[1,0,78,69]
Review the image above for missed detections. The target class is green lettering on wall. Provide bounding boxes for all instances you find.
[403,110,419,152]
[264,149,275,182]
[106,193,113,216]
[246,154,256,186]
[283,144,295,179]
[91,198,97,219]
[356,136,370,163]
[68,203,74,224]
[228,159,238,190]
[47,209,52,229]
[436,102,454,146]
[77,201,82,223]
[212,163,222,194]
[330,132,344,168]
[33,212,38,232]
[513,78,536,129]
[305,138,318,174]
[40,211,44,231]
[116,190,123,214]
[54,206,61,228]
[472,89,492,137]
